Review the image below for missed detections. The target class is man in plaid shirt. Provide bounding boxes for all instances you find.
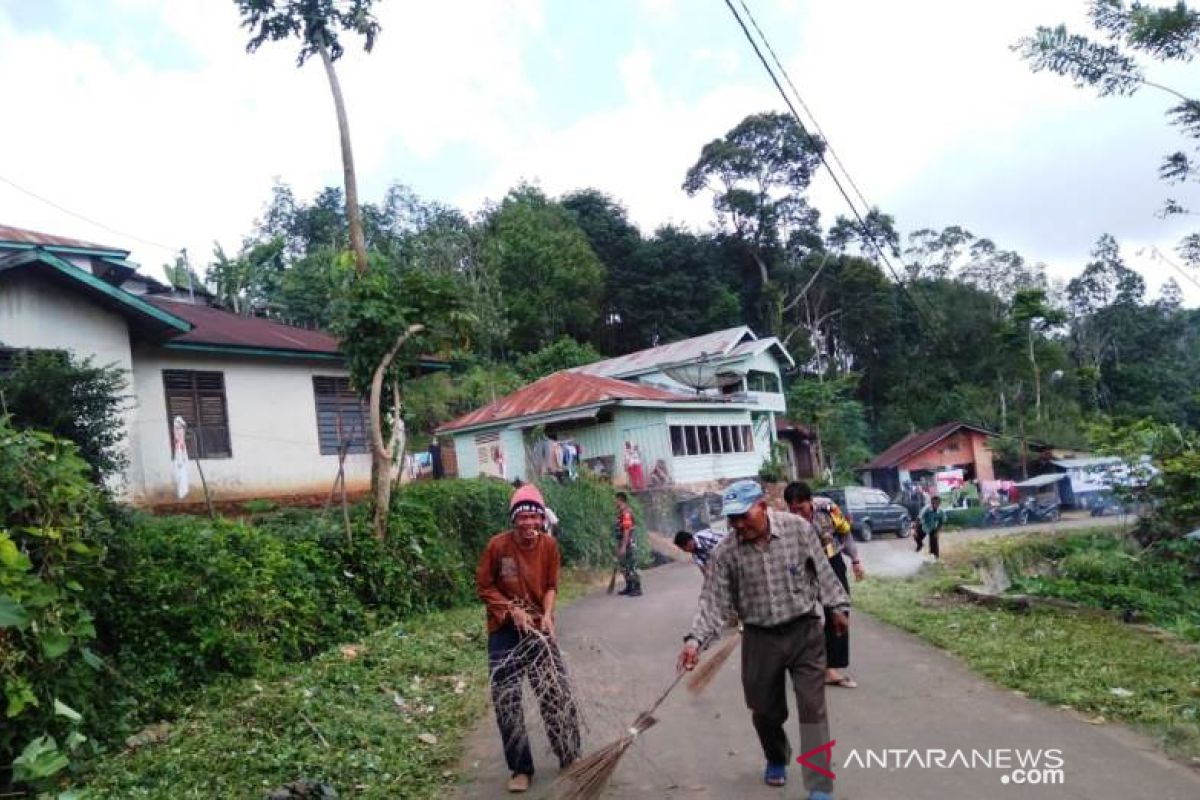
[677,480,848,800]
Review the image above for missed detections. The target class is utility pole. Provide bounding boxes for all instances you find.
[181,248,195,304]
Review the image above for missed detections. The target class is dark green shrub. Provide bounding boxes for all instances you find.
[0,350,128,484]
[943,507,986,529]
[94,514,364,717]
[0,419,109,791]
[538,477,631,567]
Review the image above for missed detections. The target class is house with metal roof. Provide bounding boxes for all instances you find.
[0,223,441,505]
[437,327,794,488]
[858,421,998,497]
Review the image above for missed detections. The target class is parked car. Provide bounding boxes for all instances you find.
[816,486,912,542]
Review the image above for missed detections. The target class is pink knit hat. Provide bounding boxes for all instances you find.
[509,483,546,522]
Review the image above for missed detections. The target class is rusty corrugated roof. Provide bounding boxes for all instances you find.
[0,223,124,253]
[860,421,996,471]
[572,326,756,378]
[144,297,342,355]
[437,370,689,433]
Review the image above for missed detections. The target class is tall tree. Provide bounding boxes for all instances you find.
[1017,1,1200,273]
[479,185,606,354]
[235,0,380,276]
[1007,287,1068,423]
[683,112,825,335]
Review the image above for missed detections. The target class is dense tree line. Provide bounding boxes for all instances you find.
[189,111,1200,468]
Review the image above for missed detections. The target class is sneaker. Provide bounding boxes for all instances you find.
[764,762,787,787]
[808,792,834,800]
[506,773,531,793]
[624,585,643,597]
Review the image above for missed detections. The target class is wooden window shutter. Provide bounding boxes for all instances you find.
[162,370,232,459]
[312,376,368,455]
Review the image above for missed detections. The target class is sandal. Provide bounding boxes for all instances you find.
[825,675,858,688]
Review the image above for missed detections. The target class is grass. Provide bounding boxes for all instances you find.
[74,569,602,799]
[77,605,489,799]
[856,557,1200,764]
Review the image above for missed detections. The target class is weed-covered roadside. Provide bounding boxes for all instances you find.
[74,567,603,799]
[77,605,487,799]
[855,561,1200,763]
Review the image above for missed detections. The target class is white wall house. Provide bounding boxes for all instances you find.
[0,224,440,505]
[438,327,794,490]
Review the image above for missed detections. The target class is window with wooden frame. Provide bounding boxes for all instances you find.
[312,377,369,455]
[162,370,232,459]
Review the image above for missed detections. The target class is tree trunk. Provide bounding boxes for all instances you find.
[1028,328,1041,423]
[318,41,368,275]
[369,324,425,540]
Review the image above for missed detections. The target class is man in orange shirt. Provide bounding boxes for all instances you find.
[476,484,580,793]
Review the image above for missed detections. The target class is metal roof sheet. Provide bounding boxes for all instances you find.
[0,223,123,254]
[144,297,342,355]
[572,326,756,378]
[438,370,690,433]
[860,421,997,471]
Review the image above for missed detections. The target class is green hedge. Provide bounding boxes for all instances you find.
[96,477,619,720]
[4,468,621,793]
[943,507,987,529]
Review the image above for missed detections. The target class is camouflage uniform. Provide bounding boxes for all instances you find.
[614,503,641,595]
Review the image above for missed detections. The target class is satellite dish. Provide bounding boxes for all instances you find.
[662,352,745,394]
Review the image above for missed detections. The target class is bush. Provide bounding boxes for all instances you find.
[94,514,364,717]
[0,350,128,485]
[0,419,109,792]
[943,507,987,529]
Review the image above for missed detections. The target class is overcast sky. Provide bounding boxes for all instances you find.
[1,0,1198,306]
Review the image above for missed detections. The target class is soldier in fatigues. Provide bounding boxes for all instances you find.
[614,492,642,596]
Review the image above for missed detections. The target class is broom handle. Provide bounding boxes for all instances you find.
[647,628,716,715]
[647,669,688,716]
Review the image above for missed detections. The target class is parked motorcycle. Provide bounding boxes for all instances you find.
[1021,496,1061,523]
[983,502,1027,527]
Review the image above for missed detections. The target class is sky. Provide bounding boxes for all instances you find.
[1,0,1198,306]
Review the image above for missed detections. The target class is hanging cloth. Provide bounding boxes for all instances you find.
[172,416,190,500]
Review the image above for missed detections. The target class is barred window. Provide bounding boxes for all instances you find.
[163,370,231,459]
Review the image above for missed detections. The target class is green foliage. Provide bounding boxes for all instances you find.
[786,375,871,480]
[0,418,108,791]
[235,0,381,66]
[514,336,601,380]
[856,558,1200,762]
[1088,418,1200,540]
[402,363,523,439]
[0,350,129,484]
[76,605,490,799]
[1017,3,1200,272]
[479,184,606,353]
[537,477,629,566]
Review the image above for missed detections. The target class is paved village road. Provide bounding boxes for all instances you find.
[860,512,1133,578]
[454,552,1200,800]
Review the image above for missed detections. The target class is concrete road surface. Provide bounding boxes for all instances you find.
[454,558,1199,799]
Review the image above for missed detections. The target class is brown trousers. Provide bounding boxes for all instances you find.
[741,615,833,794]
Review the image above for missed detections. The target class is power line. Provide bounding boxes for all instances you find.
[0,172,180,255]
[721,0,942,333]
[736,0,874,215]
[1143,245,1200,291]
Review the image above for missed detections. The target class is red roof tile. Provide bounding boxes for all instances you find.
[438,371,688,433]
[144,297,341,355]
[861,421,995,471]
[0,223,123,253]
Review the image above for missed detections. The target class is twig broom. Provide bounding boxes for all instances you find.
[605,564,620,595]
[685,627,742,695]
[557,670,687,800]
